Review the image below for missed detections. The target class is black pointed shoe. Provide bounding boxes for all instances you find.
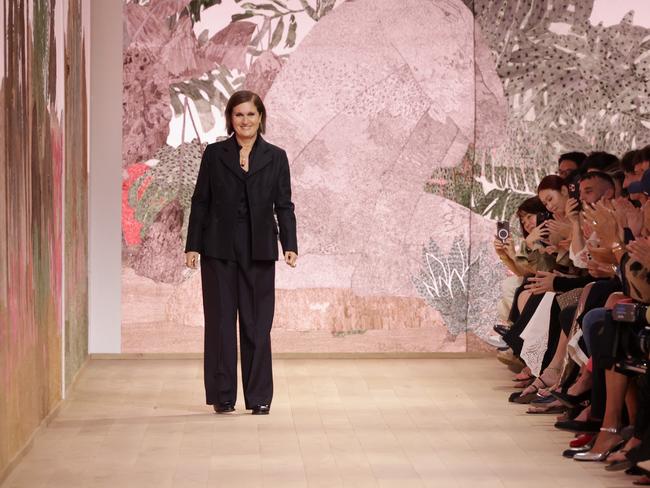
[213,402,235,414]
[554,418,601,433]
[550,390,591,408]
[252,404,270,415]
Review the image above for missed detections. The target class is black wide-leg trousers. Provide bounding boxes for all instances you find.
[200,220,275,409]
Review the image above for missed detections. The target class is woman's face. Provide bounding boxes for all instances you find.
[519,211,537,234]
[538,188,568,216]
[231,101,261,140]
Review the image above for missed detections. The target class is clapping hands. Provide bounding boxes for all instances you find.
[627,238,650,269]
[582,201,622,248]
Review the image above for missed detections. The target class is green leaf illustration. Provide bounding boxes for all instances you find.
[232,11,254,22]
[270,16,285,48]
[285,14,297,48]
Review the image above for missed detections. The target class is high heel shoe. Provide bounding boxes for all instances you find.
[550,390,591,408]
[573,427,625,462]
[563,442,594,458]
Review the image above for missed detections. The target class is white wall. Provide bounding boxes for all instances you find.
[88,0,122,353]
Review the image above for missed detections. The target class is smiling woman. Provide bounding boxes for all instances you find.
[537,175,570,218]
[184,90,298,416]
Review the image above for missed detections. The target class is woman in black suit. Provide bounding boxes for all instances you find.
[185,91,298,415]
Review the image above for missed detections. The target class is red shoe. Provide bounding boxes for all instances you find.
[569,434,593,448]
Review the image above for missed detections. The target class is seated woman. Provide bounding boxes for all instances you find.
[523,173,619,406]
[504,175,587,402]
[493,197,550,324]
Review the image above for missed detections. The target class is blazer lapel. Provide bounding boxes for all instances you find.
[248,136,273,177]
[219,135,246,181]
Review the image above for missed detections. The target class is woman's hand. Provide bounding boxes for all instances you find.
[185,251,200,269]
[565,198,581,224]
[284,251,298,268]
[627,238,650,269]
[494,237,515,256]
[525,223,549,248]
[546,218,572,241]
[493,237,506,255]
[524,271,557,295]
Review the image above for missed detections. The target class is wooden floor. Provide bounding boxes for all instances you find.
[0,358,637,487]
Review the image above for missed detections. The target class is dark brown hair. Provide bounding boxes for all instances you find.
[581,151,620,173]
[558,152,586,166]
[621,150,639,173]
[537,174,567,194]
[516,197,547,237]
[225,90,266,135]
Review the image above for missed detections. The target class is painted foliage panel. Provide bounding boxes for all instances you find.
[0,0,88,475]
[121,0,650,353]
[0,0,64,472]
[121,0,477,353]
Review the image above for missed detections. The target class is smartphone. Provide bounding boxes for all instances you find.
[536,211,553,227]
[612,303,639,323]
[567,183,583,211]
[496,221,510,243]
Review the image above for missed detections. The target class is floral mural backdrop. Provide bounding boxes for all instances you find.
[121,0,650,353]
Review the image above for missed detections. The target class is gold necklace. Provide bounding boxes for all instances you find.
[238,139,254,169]
[239,149,251,168]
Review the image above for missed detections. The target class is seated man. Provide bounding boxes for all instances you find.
[568,171,616,269]
[558,151,586,180]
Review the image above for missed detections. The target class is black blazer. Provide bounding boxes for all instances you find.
[185,135,297,261]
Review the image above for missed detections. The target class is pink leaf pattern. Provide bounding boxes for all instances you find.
[202,21,257,73]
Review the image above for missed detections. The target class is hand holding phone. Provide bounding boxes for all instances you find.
[496,221,510,243]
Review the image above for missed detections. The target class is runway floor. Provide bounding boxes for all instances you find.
[0,358,636,487]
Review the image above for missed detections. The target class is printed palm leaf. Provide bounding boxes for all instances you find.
[475,0,650,156]
[185,0,222,23]
[437,1,650,225]
[230,3,300,53]
[170,67,246,133]
[124,0,192,47]
[426,143,540,223]
[297,0,336,21]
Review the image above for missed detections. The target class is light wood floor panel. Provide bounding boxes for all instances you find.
[0,358,636,487]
